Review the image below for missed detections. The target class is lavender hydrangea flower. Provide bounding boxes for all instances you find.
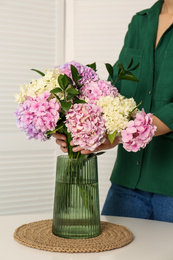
[14,91,61,141]
[59,61,99,85]
[65,103,106,151]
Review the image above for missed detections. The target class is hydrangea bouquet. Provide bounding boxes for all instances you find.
[15,60,156,158]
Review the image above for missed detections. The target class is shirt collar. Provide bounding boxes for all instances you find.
[137,0,164,16]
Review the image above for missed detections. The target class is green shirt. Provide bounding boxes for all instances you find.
[111,0,173,196]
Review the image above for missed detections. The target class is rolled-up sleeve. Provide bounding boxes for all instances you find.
[154,103,173,132]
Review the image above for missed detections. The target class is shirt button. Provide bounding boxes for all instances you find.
[151,66,154,70]
[137,160,140,165]
[148,90,152,95]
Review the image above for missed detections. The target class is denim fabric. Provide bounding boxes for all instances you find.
[101,183,173,223]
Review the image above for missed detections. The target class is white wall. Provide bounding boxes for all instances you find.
[0,0,156,215]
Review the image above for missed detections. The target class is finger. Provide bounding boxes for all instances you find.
[56,139,67,148]
[80,149,93,154]
[81,145,105,154]
[52,133,66,140]
[61,146,68,153]
[70,140,75,146]
[72,145,82,152]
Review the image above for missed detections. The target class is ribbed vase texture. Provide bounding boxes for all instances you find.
[52,155,101,239]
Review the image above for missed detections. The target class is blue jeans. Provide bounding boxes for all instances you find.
[101,183,173,223]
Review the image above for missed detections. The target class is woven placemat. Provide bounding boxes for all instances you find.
[14,219,133,253]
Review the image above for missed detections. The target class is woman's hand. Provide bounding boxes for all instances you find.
[70,136,120,155]
[52,133,120,154]
[152,115,171,136]
[52,133,67,153]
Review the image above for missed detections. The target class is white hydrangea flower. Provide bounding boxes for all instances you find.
[15,67,62,103]
[97,94,137,135]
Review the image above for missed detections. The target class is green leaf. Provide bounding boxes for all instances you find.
[118,70,126,77]
[86,62,97,72]
[60,100,72,111]
[125,71,133,76]
[130,62,140,71]
[58,74,65,89]
[127,58,133,70]
[66,88,80,95]
[119,74,139,82]
[71,65,79,81]
[67,77,73,85]
[107,131,117,144]
[31,69,45,77]
[66,94,74,101]
[50,87,63,94]
[71,65,82,84]
[95,151,105,156]
[73,98,86,104]
[62,74,70,89]
[58,74,70,90]
[105,63,114,80]
[51,93,61,101]
[118,67,121,77]
[117,63,125,72]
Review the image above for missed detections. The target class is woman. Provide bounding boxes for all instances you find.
[53,0,173,222]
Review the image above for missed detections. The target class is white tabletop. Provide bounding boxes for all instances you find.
[0,214,173,260]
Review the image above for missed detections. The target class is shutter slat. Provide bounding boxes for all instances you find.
[0,0,64,216]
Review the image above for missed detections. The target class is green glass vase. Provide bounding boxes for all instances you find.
[52,155,101,239]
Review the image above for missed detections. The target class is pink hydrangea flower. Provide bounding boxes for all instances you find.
[59,61,99,84]
[14,91,61,141]
[79,79,118,102]
[65,103,106,151]
[121,109,157,152]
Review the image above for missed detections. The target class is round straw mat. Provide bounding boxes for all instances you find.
[14,219,133,253]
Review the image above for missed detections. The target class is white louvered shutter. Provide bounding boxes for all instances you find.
[65,0,156,209]
[0,0,65,215]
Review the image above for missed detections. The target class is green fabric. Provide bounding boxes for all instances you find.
[110,0,173,196]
